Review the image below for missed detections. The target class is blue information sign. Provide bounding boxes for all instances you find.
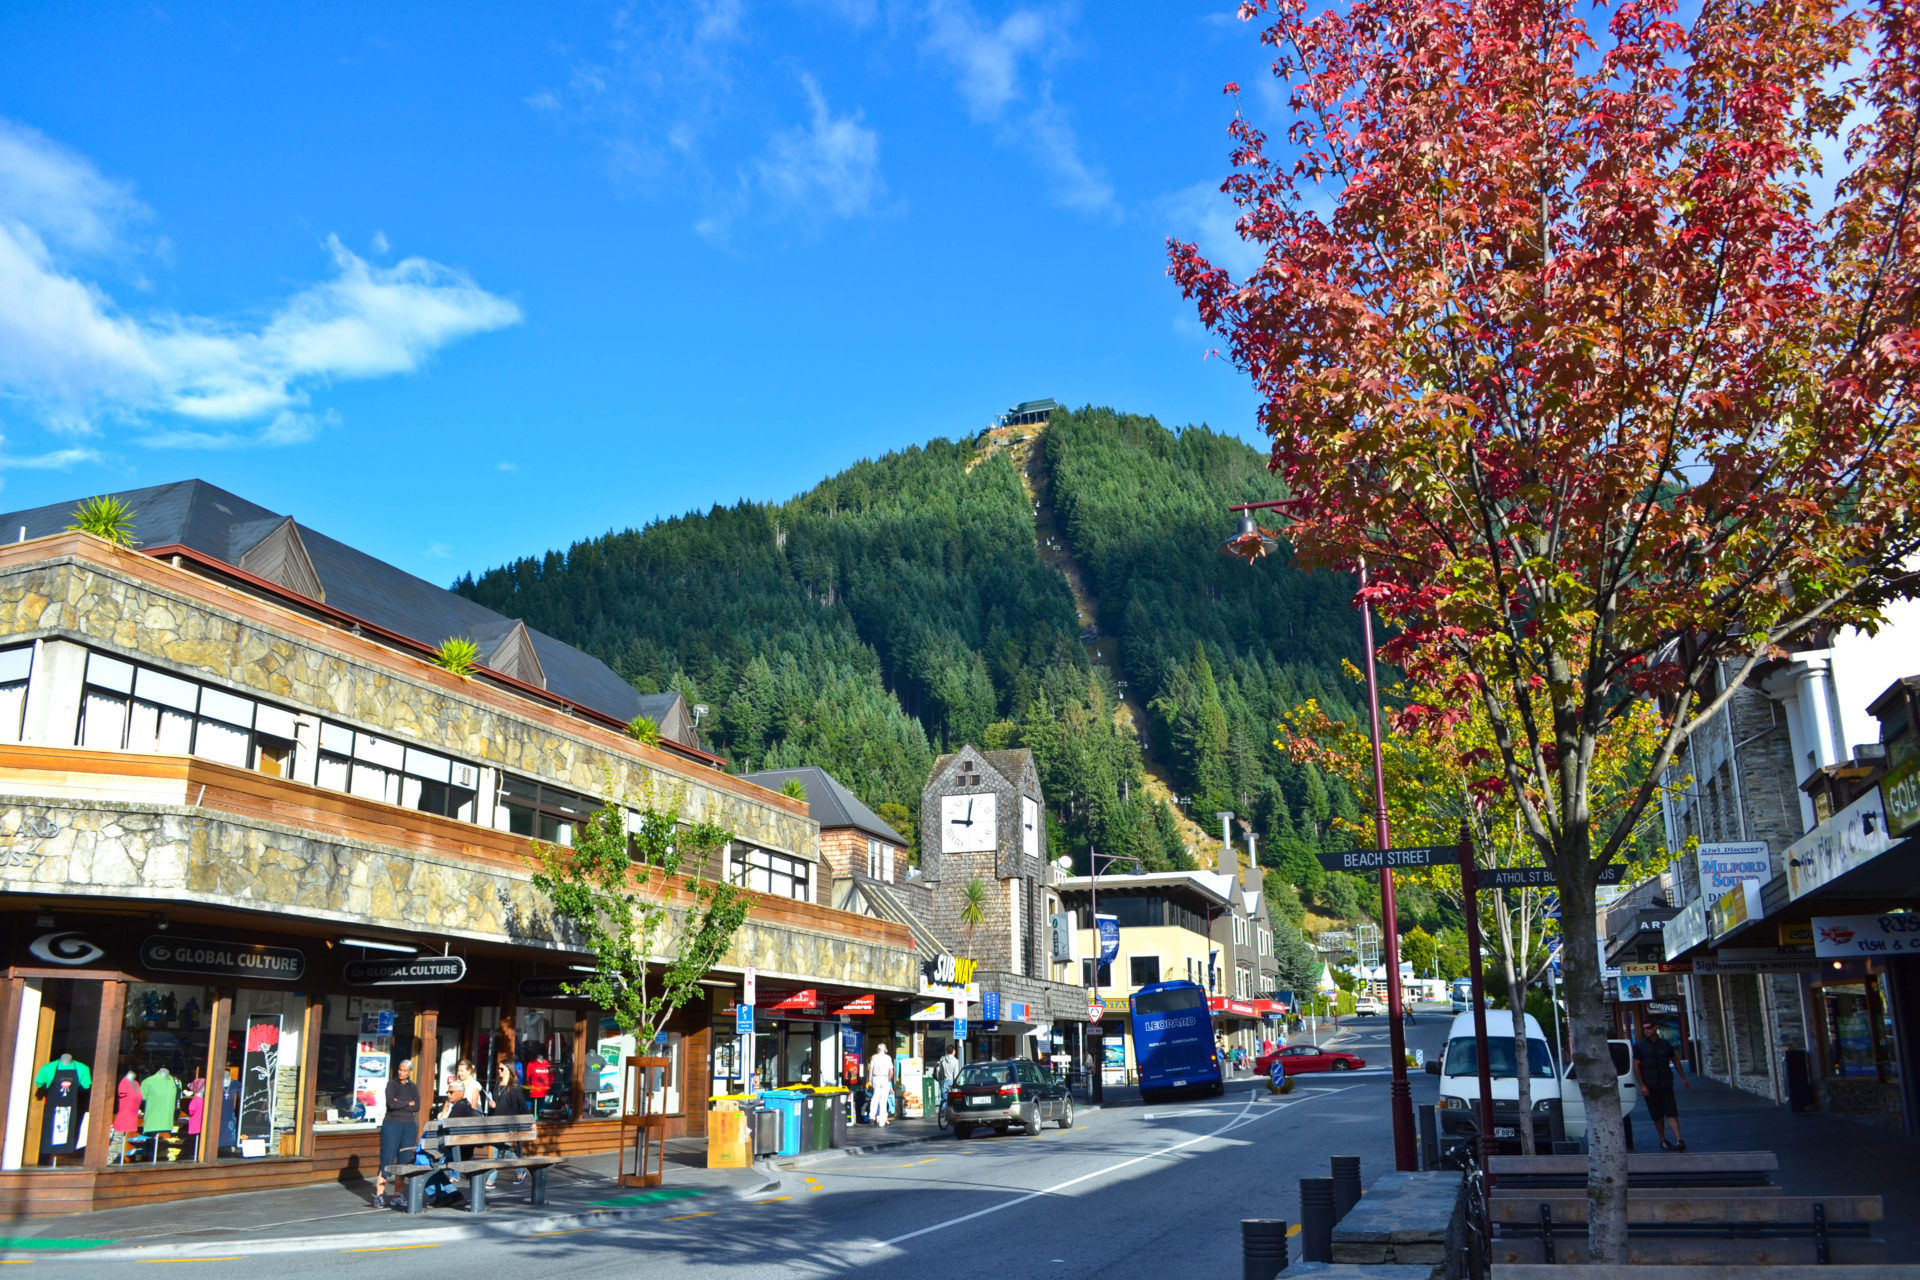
[1269,1058,1286,1087]
[953,1016,969,1039]
[1097,915,1120,965]
[735,1003,755,1035]
[983,992,1000,1021]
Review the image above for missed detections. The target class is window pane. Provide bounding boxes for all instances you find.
[319,721,353,754]
[254,703,298,739]
[80,691,128,749]
[254,735,294,778]
[0,645,32,684]
[198,686,255,728]
[226,990,307,1159]
[192,718,249,767]
[349,762,396,804]
[316,754,349,791]
[1129,956,1160,986]
[0,682,23,743]
[134,668,199,712]
[129,701,193,753]
[86,653,134,693]
[403,747,452,784]
[354,733,404,769]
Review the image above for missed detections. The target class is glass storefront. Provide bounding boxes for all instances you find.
[314,996,415,1127]
[112,983,217,1164]
[225,989,307,1159]
[1817,972,1900,1081]
[514,1006,577,1120]
[2,978,101,1169]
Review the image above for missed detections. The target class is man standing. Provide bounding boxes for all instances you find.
[868,1043,895,1128]
[1632,1026,1691,1151]
[934,1044,959,1115]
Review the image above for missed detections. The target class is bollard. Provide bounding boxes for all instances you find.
[1418,1103,1438,1170]
[1330,1154,1361,1221]
[1299,1176,1336,1263]
[1240,1218,1289,1280]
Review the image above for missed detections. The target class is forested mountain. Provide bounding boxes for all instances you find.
[458,406,1416,951]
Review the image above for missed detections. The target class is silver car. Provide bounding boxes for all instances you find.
[947,1059,1074,1138]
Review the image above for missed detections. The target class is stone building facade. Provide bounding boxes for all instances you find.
[0,515,915,1217]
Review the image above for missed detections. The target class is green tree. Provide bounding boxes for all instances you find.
[960,879,989,955]
[528,781,749,1067]
[1401,926,1438,978]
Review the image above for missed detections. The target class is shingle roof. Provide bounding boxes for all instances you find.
[739,765,907,846]
[931,747,1034,790]
[1,479,670,731]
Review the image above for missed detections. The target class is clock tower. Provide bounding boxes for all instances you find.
[921,746,1048,978]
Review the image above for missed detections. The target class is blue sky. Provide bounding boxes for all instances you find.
[0,2,1281,581]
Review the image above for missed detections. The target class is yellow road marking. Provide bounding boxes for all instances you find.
[343,1243,442,1253]
[757,1196,791,1204]
[663,1212,717,1221]
[1287,1224,1302,1237]
[140,1261,242,1265]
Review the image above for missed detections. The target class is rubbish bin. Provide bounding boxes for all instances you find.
[707,1103,751,1169]
[763,1090,806,1157]
[819,1088,849,1147]
[751,1105,782,1156]
[808,1093,833,1150]
[923,1076,939,1121]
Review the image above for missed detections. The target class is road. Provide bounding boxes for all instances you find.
[52,1016,1450,1279]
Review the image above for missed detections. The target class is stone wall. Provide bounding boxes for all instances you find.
[0,554,817,860]
[0,796,914,991]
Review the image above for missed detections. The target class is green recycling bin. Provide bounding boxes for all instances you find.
[808,1091,833,1150]
[923,1076,938,1121]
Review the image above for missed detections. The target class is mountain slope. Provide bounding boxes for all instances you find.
[457,408,1368,911]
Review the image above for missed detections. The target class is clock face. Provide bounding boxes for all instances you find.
[1021,796,1039,857]
[941,792,997,853]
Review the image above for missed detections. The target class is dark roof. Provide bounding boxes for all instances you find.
[1,479,670,731]
[739,766,907,845]
[932,747,1034,789]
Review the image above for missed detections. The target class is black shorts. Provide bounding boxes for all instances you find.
[1644,1088,1678,1123]
[379,1118,417,1173]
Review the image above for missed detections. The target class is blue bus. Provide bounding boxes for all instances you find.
[1129,980,1224,1102]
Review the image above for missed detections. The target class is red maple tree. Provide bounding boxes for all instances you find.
[1174,0,1917,1257]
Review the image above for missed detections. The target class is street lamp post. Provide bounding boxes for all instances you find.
[1060,847,1140,1106]
[1222,501,1420,1172]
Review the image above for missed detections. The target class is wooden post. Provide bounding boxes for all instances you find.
[416,1005,438,1102]
[83,980,125,1170]
[295,995,322,1158]
[618,1055,669,1187]
[0,976,21,1160]
[22,998,54,1168]
[199,992,231,1164]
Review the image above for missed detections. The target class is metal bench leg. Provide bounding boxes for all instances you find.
[406,1177,425,1215]
[530,1166,548,1206]
[1541,1203,1555,1265]
[1814,1202,1829,1265]
[467,1175,486,1214]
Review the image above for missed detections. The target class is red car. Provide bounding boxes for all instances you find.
[1257,1043,1365,1075]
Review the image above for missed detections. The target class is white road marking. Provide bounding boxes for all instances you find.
[866,1086,1358,1250]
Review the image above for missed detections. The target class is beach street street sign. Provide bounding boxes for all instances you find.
[1316,845,1457,872]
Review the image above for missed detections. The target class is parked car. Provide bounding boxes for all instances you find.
[1256,1043,1366,1075]
[1424,1010,1634,1152]
[947,1058,1074,1138]
[1352,995,1385,1016]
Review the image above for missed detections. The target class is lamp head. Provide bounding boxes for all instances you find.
[1219,513,1277,564]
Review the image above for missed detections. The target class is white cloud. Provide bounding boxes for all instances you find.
[371,230,390,255]
[424,541,452,559]
[698,75,887,243]
[921,0,1114,215]
[0,119,520,447]
[0,437,102,470]
[1159,179,1263,278]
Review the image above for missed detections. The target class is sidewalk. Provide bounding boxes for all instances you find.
[1654,1075,1920,1259]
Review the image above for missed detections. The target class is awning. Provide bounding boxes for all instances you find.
[1208,997,1261,1019]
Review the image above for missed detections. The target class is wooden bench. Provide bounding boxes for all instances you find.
[1489,1192,1883,1266]
[1488,1151,1778,1191]
[383,1114,563,1214]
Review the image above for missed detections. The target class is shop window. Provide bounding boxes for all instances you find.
[317,722,477,821]
[587,1020,637,1119]
[515,1007,577,1120]
[110,984,218,1165]
[1129,955,1161,987]
[497,773,593,845]
[0,644,30,742]
[1818,975,1898,1081]
[314,996,412,1127]
[2,978,100,1170]
[1082,959,1110,987]
[222,989,307,1159]
[729,845,812,902]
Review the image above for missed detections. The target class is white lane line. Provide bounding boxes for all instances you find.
[867,1086,1358,1250]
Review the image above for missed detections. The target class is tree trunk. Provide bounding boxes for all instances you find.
[1510,952,1535,1156]
[1556,866,1629,1264]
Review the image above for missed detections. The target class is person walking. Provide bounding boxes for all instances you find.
[933,1044,959,1117]
[375,1060,420,1208]
[1632,1027,1691,1151]
[868,1043,895,1127]
[455,1059,487,1114]
[485,1060,530,1191]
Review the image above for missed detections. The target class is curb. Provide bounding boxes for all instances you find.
[774,1128,949,1169]
[10,1174,785,1262]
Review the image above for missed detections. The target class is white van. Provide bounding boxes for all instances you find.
[1425,1010,1635,1151]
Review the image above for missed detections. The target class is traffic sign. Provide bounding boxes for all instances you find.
[1316,844,1457,872]
[1088,1004,1105,1023]
[1480,862,1628,890]
[744,967,756,1007]
[953,1016,969,1039]
[735,1003,755,1035]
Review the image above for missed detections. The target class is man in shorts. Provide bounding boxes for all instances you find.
[1632,1026,1691,1150]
